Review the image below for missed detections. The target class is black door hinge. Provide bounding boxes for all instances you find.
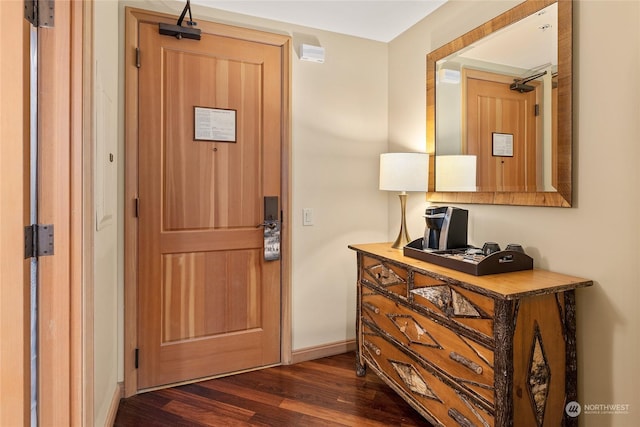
[135,348,139,369]
[24,224,54,259]
[24,0,55,28]
[535,104,540,116]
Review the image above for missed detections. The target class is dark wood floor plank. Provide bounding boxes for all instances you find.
[161,387,255,422]
[198,379,286,407]
[246,366,420,424]
[114,352,432,427]
[227,371,394,423]
[178,383,300,422]
[216,364,377,411]
[162,400,252,427]
[278,398,391,427]
[115,397,208,427]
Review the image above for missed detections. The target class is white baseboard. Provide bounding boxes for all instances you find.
[290,339,356,364]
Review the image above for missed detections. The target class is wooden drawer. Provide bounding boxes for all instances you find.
[362,289,495,406]
[360,255,409,299]
[412,273,495,342]
[361,323,495,427]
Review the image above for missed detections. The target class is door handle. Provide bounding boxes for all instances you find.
[262,196,280,261]
[257,221,278,230]
[258,195,280,229]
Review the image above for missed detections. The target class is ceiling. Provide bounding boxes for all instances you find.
[190,0,449,42]
[458,2,557,71]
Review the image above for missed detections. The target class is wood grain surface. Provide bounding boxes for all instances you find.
[114,352,432,426]
[350,243,592,300]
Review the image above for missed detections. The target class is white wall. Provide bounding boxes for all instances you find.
[389,1,640,426]
[290,33,389,349]
[93,0,120,425]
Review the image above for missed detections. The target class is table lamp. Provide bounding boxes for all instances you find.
[379,152,428,249]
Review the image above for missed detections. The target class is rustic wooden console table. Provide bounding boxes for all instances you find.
[349,243,592,427]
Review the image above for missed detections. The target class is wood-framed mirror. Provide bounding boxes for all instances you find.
[426,0,572,207]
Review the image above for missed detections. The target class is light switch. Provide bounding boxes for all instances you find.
[302,208,314,226]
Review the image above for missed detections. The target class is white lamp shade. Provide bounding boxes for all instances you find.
[379,153,428,192]
[435,155,477,191]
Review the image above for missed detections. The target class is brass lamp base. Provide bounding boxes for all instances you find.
[391,193,411,249]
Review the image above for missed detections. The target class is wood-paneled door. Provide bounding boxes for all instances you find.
[465,69,538,192]
[128,9,290,391]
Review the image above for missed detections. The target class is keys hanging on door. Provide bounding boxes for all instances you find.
[258,196,280,261]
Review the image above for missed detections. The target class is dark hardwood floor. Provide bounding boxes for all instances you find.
[114,352,432,426]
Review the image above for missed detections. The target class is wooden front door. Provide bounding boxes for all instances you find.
[135,16,284,390]
[466,70,537,192]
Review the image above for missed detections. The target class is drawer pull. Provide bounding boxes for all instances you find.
[362,302,380,314]
[448,408,477,427]
[364,340,381,356]
[449,352,483,375]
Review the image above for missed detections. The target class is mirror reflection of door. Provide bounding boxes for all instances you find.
[464,69,538,192]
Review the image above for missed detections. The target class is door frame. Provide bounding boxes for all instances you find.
[0,3,30,425]
[37,1,88,424]
[123,7,292,397]
[1,2,90,425]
